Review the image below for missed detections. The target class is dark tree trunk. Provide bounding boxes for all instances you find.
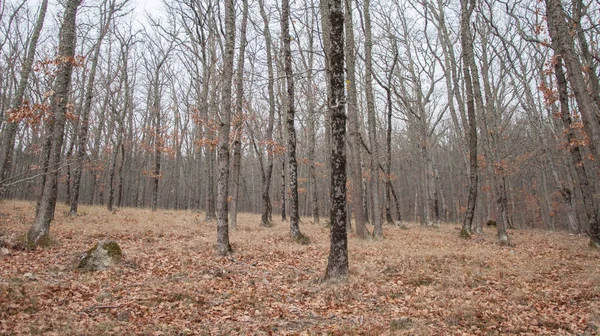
[216,0,235,255]
[459,0,477,239]
[324,0,348,280]
[70,3,114,214]
[555,56,600,248]
[282,0,303,241]
[28,0,80,246]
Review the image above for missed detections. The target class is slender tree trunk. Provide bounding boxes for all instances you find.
[230,0,248,230]
[363,0,382,238]
[324,0,348,280]
[258,0,276,227]
[282,0,303,241]
[0,0,47,196]
[28,0,80,246]
[70,2,114,214]
[216,0,235,255]
[344,0,368,237]
[460,0,477,238]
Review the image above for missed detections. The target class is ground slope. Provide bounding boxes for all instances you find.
[1,200,599,335]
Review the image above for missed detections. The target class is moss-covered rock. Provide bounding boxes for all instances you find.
[77,240,123,272]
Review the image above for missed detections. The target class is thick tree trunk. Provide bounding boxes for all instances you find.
[546,0,600,247]
[216,0,235,255]
[324,0,348,280]
[555,56,600,248]
[28,0,80,246]
[0,0,47,196]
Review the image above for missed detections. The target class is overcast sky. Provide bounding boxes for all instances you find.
[135,0,164,15]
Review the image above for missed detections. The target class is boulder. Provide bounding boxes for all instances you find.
[77,240,123,271]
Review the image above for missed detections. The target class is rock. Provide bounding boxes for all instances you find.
[77,240,123,272]
[116,311,131,322]
[390,317,412,330]
[24,272,36,281]
[0,247,10,256]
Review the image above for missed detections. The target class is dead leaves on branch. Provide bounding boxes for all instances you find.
[1,201,599,335]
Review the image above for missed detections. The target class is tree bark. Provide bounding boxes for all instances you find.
[459,0,477,239]
[230,0,248,230]
[282,0,304,241]
[216,0,235,255]
[28,0,80,246]
[344,0,368,237]
[363,0,382,238]
[70,1,115,214]
[324,0,348,280]
[554,50,600,248]
[257,0,276,227]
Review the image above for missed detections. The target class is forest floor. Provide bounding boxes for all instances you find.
[1,200,599,335]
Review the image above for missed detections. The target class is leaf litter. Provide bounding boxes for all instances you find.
[1,200,599,335]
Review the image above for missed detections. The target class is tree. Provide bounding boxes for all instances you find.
[344,0,369,238]
[545,0,600,248]
[216,0,235,255]
[324,0,348,280]
[27,0,81,246]
[0,0,47,196]
[459,0,478,239]
[230,0,249,230]
[70,0,119,215]
[363,0,382,238]
[282,0,306,242]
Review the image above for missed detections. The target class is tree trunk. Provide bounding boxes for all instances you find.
[70,2,114,214]
[344,0,368,237]
[546,0,600,247]
[216,0,235,255]
[28,0,80,246]
[459,0,477,239]
[282,0,304,242]
[230,0,248,230]
[258,0,276,227]
[363,0,382,238]
[554,55,600,248]
[324,0,348,280]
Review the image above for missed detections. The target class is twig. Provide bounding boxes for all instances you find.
[80,304,119,313]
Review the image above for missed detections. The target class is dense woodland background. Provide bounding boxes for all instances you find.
[1,0,600,241]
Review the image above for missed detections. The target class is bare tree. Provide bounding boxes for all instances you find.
[216,0,235,255]
[363,0,382,238]
[27,0,81,246]
[282,0,306,242]
[344,0,368,237]
[230,0,249,230]
[459,0,478,239]
[324,0,348,280]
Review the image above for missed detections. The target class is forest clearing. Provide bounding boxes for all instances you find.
[1,200,599,335]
